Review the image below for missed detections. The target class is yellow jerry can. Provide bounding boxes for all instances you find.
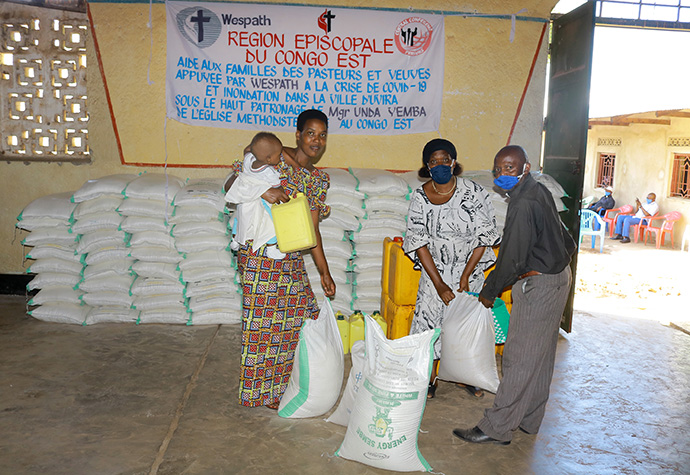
[382,294,416,340]
[271,192,316,253]
[371,310,388,336]
[335,311,350,355]
[387,237,421,306]
[348,310,365,352]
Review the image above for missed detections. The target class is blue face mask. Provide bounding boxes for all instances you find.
[493,163,526,191]
[429,164,453,184]
[646,198,652,204]
[605,191,612,196]
[493,175,520,190]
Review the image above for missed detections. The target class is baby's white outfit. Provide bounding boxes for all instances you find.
[224,153,285,259]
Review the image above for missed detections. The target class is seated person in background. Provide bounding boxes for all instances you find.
[225,131,288,259]
[611,192,658,244]
[589,186,615,216]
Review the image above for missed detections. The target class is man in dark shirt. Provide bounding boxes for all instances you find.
[453,145,575,445]
[589,185,615,216]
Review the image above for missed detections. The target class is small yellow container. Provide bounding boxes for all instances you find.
[335,311,350,355]
[348,310,365,352]
[371,310,388,336]
[271,192,316,253]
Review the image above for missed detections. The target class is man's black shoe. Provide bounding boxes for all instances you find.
[452,426,510,445]
[611,234,623,240]
[620,237,631,243]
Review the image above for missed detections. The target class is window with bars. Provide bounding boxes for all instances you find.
[596,152,616,188]
[670,154,690,199]
[596,0,690,23]
[0,3,89,163]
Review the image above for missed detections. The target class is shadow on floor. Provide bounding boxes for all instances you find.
[1,295,688,474]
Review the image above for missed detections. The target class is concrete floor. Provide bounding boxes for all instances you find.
[1,293,689,475]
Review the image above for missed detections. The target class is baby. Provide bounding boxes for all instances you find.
[225,132,286,259]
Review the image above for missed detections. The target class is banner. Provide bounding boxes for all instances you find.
[166,1,444,135]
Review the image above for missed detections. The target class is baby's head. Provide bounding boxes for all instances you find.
[250,132,283,166]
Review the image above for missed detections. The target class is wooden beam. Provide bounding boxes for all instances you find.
[588,119,614,126]
[589,117,673,127]
[615,118,671,125]
[655,110,690,118]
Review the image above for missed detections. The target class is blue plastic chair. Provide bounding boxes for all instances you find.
[579,209,606,253]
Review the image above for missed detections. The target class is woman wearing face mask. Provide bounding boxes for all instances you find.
[403,138,501,399]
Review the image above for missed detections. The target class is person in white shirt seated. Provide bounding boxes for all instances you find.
[611,192,659,244]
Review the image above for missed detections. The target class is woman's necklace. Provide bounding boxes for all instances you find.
[432,176,457,196]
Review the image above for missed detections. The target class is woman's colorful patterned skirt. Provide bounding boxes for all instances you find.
[237,243,318,407]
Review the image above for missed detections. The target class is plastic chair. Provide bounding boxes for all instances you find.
[644,211,682,249]
[579,209,606,252]
[630,212,658,243]
[682,224,690,252]
[581,195,595,209]
[603,205,633,237]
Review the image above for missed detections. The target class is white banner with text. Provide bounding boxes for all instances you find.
[166,1,445,134]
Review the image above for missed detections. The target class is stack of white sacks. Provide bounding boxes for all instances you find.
[73,174,138,325]
[303,168,362,315]
[19,192,86,324]
[118,173,187,324]
[20,168,569,325]
[20,173,243,325]
[173,178,241,325]
[348,168,411,314]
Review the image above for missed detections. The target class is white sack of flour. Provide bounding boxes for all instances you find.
[336,316,439,472]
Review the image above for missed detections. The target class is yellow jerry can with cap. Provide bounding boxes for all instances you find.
[335,311,350,355]
[348,310,365,352]
[271,192,316,253]
[371,310,387,336]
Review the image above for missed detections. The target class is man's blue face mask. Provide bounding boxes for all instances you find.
[493,164,526,191]
[646,198,653,204]
[605,191,612,196]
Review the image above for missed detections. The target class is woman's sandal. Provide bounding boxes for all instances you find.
[266,401,280,410]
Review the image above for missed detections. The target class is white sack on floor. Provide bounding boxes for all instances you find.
[326,339,365,426]
[278,298,344,419]
[137,307,190,324]
[85,307,139,325]
[28,303,91,325]
[336,316,438,472]
[189,309,242,325]
[437,292,500,393]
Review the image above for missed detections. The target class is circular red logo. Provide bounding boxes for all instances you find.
[394,17,433,56]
